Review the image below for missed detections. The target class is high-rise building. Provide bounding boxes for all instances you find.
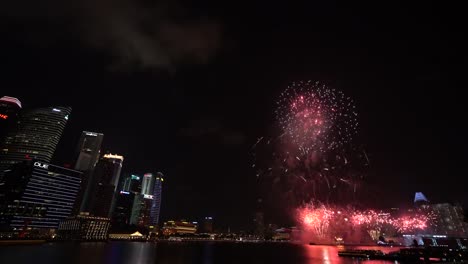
[138,172,164,229]
[149,172,164,227]
[130,193,153,227]
[0,160,82,231]
[111,191,136,231]
[0,96,22,145]
[74,131,104,172]
[111,173,142,230]
[73,131,104,214]
[88,154,124,218]
[0,106,71,179]
[120,174,141,193]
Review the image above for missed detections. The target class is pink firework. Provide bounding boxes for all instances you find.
[297,203,335,238]
[276,81,358,153]
[392,215,429,232]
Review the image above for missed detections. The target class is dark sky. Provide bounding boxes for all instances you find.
[1,1,466,230]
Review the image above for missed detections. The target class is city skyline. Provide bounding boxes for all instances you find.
[1,1,466,231]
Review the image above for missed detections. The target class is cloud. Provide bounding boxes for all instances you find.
[180,117,246,146]
[2,0,222,70]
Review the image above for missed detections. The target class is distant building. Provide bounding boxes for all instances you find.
[137,172,163,230]
[120,174,141,193]
[112,191,136,231]
[149,172,163,228]
[162,220,197,236]
[73,131,104,214]
[74,131,103,172]
[414,192,430,209]
[130,193,153,227]
[0,106,71,179]
[57,213,110,241]
[0,96,21,147]
[431,203,467,237]
[202,217,214,233]
[88,154,124,218]
[0,160,82,231]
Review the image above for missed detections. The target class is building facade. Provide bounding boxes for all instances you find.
[0,160,82,231]
[431,203,468,237]
[0,96,22,149]
[74,131,104,172]
[87,154,124,218]
[0,106,71,179]
[57,213,110,241]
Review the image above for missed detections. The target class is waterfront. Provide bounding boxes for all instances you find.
[0,241,401,264]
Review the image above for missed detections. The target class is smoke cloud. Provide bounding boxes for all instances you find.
[2,0,222,70]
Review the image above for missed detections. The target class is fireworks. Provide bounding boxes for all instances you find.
[276,80,358,153]
[296,202,434,243]
[297,203,334,238]
[252,80,365,207]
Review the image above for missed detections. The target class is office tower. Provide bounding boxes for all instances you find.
[138,172,164,228]
[74,131,104,172]
[0,160,82,231]
[88,154,124,218]
[130,194,153,227]
[112,191,136,230]
[141,173,154,195]
[0,96,22,144]
[119,174,141,193]
[0,106,71,179]
[149,172,163,227]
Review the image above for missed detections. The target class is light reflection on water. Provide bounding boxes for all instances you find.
[303,244,401,264]
[0,241,401,264]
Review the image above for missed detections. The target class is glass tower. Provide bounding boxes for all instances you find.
[0,106,71,179]
[74,131,104,172]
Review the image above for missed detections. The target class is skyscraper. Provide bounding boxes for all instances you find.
[0,106,71,179]
[88,154,124,218]
[111,173,141,231]
[129,172,163,230]
[0,160,82,231]
[149,172,164,227]
[74,131,104,172]
[0,96,22,144]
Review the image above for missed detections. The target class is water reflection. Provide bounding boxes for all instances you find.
[0,241,402,264]
[303,244,401,264]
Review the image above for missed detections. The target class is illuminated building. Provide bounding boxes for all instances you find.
[73,131,104,214]
[57,213,110,241]
[130,193,153,227]
[74,131,103,172]
[0,160,82,231]
[111,191,136,230]
[431,203,468,237]
[202,217,214,233]
[87,154,124,218]
[111,174,141,230]
[137,172,164,229]
[0,106,71,179]
[149,172,163,227]
[162,220,198,235]
[120,174,141,193]
[0,96,21,148]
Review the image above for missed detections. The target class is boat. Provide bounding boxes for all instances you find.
[338,249,384,259]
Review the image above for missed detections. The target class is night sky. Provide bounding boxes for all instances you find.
[1,1,466,230]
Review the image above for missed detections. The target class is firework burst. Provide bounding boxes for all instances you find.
[275,80,358,153]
